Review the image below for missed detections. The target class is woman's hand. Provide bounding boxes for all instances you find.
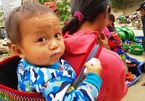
[98,32,110,49]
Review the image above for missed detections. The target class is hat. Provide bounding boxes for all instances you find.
[137,2,145,11]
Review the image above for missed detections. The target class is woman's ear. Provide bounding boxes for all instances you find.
[104,5,111,18]
[10,44,25,58]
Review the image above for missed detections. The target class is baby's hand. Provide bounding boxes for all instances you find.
[84,58,102,75]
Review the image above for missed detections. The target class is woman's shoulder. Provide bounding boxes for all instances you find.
[64,31,97,54]
[63,30,98,39]
[99,48,124,64]
[99,48,126,80]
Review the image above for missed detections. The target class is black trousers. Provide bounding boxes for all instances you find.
[142,16,145,51]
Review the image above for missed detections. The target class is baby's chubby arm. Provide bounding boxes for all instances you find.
[76,58,102,100]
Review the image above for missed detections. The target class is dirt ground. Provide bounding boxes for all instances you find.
[122,73,145,101]
[112,0,143,16]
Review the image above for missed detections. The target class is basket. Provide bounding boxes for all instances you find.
[133,38,142,43]
[0,56,45,101]
[125,30,135,40]
[117,26,135,41]
[118,31,126,41]
[129,45,144,55]
[123,44,130,52]
[125,53,145,87]
[115,27,122,32]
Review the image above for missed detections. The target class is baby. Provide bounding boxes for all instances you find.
[5,3,102,101]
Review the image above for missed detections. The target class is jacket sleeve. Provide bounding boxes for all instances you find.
[39,72,102,101]
[17,59,102,101]
[36,61,102,101]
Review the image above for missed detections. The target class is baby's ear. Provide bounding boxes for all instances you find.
[10,44,25,58]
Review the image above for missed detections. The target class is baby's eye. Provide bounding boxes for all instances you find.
[37,38,47,42]
[55,33,62,39]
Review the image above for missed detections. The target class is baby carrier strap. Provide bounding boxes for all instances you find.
[0,56,45,100]
[73,43,102,89]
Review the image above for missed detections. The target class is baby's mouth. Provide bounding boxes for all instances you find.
[51,51,61,57]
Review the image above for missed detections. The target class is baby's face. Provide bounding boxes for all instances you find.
[19,13,65,66]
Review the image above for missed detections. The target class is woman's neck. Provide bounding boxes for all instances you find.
[79,21,101,32]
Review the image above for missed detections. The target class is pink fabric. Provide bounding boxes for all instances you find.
[103,27,111,39]
[63,30,127,101]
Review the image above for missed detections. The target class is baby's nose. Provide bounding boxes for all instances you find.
[49,41,59,50]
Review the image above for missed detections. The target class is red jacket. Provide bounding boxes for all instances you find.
[63,30,127,101]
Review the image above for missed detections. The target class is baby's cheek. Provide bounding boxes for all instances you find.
[36,57,41,61]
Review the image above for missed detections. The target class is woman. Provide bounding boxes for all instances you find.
[62,0,127,101]
[106,13,123,53]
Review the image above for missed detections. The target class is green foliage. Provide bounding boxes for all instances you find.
[56,0,71,22]
[111,0,124,9]
[39,0,45,4]
[39,0,71,23]
[39,0,53,4]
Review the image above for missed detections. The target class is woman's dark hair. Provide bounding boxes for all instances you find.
[107,13,115,32]
[108,13,115,25]
[62,0,110,35]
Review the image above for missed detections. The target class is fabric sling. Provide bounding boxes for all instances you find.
[74,44,102,89]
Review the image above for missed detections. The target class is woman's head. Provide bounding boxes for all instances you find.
[63,0,111,34]
[137,2,145,16]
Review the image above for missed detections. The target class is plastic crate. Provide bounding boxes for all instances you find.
[125,53,145,87]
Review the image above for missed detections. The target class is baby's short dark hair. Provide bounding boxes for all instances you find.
[5,3,55,45]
